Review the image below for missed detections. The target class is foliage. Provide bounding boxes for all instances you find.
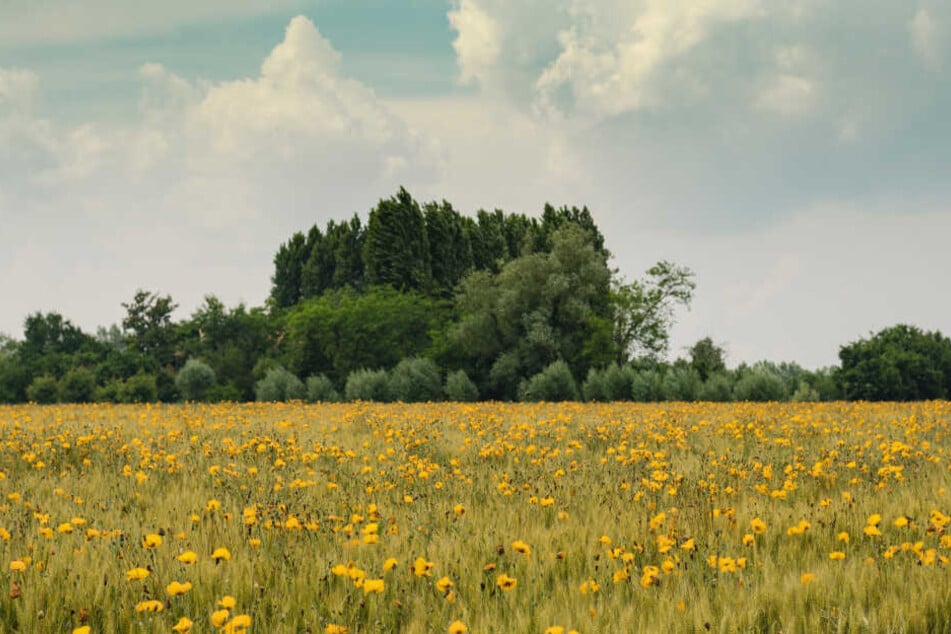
[344,368,391,402]
[699,372,735,402]
[689,337,727,381]
[175,359,217,402]
[611,261,695,362]
[26,374,59,404]
[387,357,443,403]
[838,324,951,400]
[283,287,449,386]
[444,369,479,402]
[364,187,432,293]
[518,360,580,402]
[662,366,702,401]
[733,364,788,402]
[305,374,340,403]
[254,366,305,402]
[59,367,97,403]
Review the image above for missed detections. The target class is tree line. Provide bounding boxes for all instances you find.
[1,188,949,404]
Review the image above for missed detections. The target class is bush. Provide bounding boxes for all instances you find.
[306,374,340,403]
[630,370,665,402]
[175,359,217,401]
[582,367,608,402]
[444,370,479,402]
[388,357,442,402]
[59,367,97,403]
[662,367,702,401]
[255,366,306,402]
[26,375,59,404]
[344,369,391,402]
[733,368,787,402]
[518,360,580,402]
[121,373,159,403]
[206,383,244,403]
[602,363,636,401]
[699,372,734,402]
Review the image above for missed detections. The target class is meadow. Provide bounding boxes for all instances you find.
[1,401,950,633]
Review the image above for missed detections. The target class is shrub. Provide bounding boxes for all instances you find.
[733,368,787,402]
[444,370,479,402]
[662,367,702,401]
[306,374,340,403]
[630,370,665,402]
[602,363,636,401]
[255,366,305,402]
[206,383,244,403]
[700,372,734,402]
[582,367,608,402]
[518,360,580,402]
[58,367,97,403]
[344,369,391,402]
[26,375,59,404]
[122,373,159,403]
[387,357,442,402]
[175,359,217,401]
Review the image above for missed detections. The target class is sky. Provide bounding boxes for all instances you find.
[1,0,949,369]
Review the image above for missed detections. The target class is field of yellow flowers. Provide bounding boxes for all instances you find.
[2,401,951,633]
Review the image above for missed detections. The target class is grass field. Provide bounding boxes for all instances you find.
[1,401,950,633]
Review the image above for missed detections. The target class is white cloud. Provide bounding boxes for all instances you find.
[0,0,307,45]
[755,73,816,117]
[448,0,502,86]
[0,16,443,335]
[909,9,945,68]
[533,0,763,120]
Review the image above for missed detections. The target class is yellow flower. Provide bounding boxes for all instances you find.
[893,516,909,528]
[227,614,252,630]
[211,609,230,627]
[863,525,883,537]
[750,518,767,534]
[134,599,163,613]
[383,557,399,572]
[72,627,91,634]
[211,547,232,561]
[453,504,465,517]
[177,551,198,564]
[10,560,27,572]
[496,573,517,591]
[218,595,237,609]
[325,625,349,634]
[800,572,817,585]
[579,578,600,594]
[837,532,850,544]
[448,620,468,634]
[363,578,385,594]
[142,533,162,549]
[680,538,696,551]
[511,540,531,556]
[435,576,454,594]
[545,627,565,634]
[172,616,194,632]
[829,551,846,560]
[57,522,73,534]
[125,567,150,581]
[166,580,192,596]
[613,568,630,583]
[413,556,434,577]
[867,514,881,526]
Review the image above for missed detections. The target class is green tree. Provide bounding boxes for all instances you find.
[255,366,305,402]
[611,261,695,362]
[444,370,479,402]
[59,367,97,403]
[26,375,59,404]
[689,337,726,381]
[364,187,431,292]
[388,357,443,402]
[283,287,449,386]
[175,358,217,401]
[425,201,474,297]
[518,360,580,402]
[270,231,309,309]
[452,224,614,398]
[838,324,951,400]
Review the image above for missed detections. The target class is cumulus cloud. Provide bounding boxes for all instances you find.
[0,16,442,336]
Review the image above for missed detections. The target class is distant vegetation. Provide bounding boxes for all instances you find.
[1,187,949,403]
